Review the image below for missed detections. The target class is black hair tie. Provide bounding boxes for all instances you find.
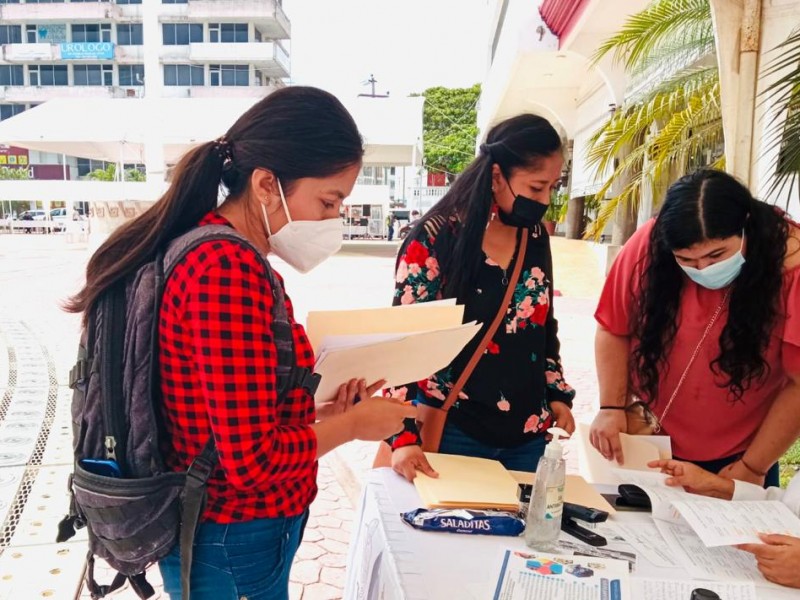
[479,142,494,159]
[213,136,234,165]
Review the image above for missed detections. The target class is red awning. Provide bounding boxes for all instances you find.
[539,0,591,41]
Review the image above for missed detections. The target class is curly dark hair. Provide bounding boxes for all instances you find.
[632,169,789,403]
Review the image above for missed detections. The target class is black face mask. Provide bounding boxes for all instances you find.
[497,193,548,228]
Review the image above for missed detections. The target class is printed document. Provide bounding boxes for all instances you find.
[493,550,630,600]
[671,499,800,546]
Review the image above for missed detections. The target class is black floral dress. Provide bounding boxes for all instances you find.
[388,215,575,450]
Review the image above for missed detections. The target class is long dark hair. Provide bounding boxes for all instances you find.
[633,169,789,402]
[66,86,363,320]
[406,114,562,301]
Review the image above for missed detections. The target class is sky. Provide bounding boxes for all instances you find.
[281,0,490,101]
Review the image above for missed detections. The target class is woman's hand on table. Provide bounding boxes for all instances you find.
[589,409,628,464]
[316,378,386,420]
[718,459,766,486]
[738,534,800,589]
[648,459,734,499]
[392,444,439,482]
[549,402,575,436]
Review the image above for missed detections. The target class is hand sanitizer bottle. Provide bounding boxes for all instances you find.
[524,427,568,550]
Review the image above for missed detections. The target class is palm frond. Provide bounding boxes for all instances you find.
[629,38,715,79]
[760,29,800,200]
[593,0,712,70]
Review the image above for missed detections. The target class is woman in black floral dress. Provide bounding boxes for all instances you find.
[386,114,576,481]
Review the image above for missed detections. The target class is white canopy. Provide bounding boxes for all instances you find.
[0,94,424,166]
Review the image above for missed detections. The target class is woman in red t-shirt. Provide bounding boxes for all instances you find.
[590,169,800,488]
[67,87,415,600]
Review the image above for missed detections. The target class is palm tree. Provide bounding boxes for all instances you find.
[585,0,721,240]
[761,29,800,207]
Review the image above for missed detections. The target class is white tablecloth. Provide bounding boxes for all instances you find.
[344,468,798,600]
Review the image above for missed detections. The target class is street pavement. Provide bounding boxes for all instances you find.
[0,232,604,600]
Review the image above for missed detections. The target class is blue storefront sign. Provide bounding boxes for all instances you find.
[59,42,115,60]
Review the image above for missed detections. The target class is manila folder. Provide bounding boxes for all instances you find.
[414,453,520,512]
[313,322,481,403]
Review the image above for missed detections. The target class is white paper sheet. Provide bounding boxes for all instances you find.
[493,550,630,600]
[671,500,800,547]
[653,520,779,587]
[608,522,682,569]
[313,321,482,403]
[631,578,757,600]
[575,422,671,485]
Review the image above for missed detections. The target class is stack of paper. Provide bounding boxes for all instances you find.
[414,453,521,512]
[307,301,483,403]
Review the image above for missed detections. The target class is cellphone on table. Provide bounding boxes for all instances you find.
[79,458,122,478]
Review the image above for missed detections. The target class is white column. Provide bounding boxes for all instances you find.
[709,0,762,186]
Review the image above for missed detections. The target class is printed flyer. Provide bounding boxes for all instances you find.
[493,550,630,600]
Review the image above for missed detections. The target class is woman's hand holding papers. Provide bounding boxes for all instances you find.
[590,409,628,464]
[392,445,439,482]
[316,378,385,420]
[348,394,418,442]
[312,380,417,458]
[648,459,734,499]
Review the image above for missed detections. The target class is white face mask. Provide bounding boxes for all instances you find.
[261,179,343,273]
[677,232,746,290]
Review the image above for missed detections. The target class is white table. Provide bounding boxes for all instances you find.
[344,468,798,600]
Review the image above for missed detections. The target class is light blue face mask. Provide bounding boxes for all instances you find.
[678,233,746,290]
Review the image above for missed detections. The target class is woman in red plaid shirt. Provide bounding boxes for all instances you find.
[68,87,415,599]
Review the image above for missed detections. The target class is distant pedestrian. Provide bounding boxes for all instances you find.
[387,214,396,241]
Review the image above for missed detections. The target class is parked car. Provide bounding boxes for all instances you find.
[20,210,47,221]
[50,208,69,232]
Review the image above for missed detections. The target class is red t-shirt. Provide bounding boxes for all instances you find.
[159,212,318,523]
[595,219,800,460]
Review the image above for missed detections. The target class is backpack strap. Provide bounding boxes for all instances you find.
[179,436,217,600]
[161,225,318,600]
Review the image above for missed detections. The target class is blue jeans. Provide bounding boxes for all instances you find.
[159,512,308,600]
[437,422,548,472]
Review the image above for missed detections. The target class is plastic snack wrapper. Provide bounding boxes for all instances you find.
[401,508,525,536]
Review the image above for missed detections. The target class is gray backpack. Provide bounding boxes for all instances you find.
[57,225,320,600]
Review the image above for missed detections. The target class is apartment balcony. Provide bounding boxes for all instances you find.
[189,42,289,77]
[188,85,278,98]
[115,45,145,64]
[159,46,191,62]
[0,2,117,23]
[188,0,290,40]
[0,85,132,103]
[2,43,57,62]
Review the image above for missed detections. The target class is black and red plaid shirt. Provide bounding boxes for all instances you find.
[159,212,318,523]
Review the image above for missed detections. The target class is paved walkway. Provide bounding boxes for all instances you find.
[0,233,603,599]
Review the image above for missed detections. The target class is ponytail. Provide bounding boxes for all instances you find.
[65,141,227,320]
